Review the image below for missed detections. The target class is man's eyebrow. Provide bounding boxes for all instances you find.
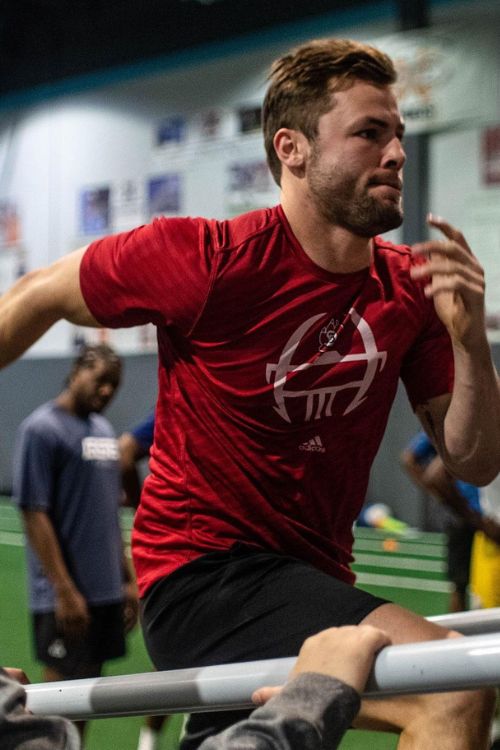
[354,116,406,136]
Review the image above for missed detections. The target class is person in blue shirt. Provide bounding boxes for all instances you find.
[401,430,500,612]
[118,411,154,510]
[119,411,167,750]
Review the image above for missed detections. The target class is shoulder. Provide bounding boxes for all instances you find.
[373,236,412,267]
[372,236,431,313]
[213,206,282,251]
[89,413,115,436]
[18,401,60,436]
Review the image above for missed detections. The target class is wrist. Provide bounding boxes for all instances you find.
[53,580,77,597]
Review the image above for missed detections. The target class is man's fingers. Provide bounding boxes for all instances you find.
[357,624,392,653]
[4,667,30,685]
[252,686,283,705]
[412,240,479,267]
[426,214,472,252]
[410,259,484,285]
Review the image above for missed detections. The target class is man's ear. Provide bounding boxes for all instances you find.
[273,128,309,171]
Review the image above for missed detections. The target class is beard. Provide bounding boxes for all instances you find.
[307,152,404,238]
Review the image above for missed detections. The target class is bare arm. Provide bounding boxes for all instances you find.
[400,448,429,491]
[412,216,500,485]
[21,509,90,636]
[0,247,99,369]
[423,457,500,544]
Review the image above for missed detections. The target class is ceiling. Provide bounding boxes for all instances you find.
[0,0,387,98]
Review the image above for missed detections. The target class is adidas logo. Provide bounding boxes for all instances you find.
[299,435,325,453]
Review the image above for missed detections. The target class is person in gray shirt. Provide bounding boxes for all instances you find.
[12,344,138,742]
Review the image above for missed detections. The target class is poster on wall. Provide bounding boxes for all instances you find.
[199,109,223,140]
[375,25,497,133]
[156,115,186,147]
[147,174,181,217]
[113,178,144,232]
[225,159,278,215]
[0,200,26,294]
[237,105,262,134]
[79,323,157,354]
[481,126,500,186]
[80,186,111,235]
[0,201,22,247]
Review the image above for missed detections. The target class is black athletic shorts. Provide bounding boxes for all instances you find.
[141,543,388,750]
[446,524,474,593]
[33,602,126,678]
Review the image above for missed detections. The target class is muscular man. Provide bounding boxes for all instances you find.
[1,38,500,749]
[12,345,138,741]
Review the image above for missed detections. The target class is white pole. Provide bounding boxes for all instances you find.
[428,607,500,635]
[25,632,500,720]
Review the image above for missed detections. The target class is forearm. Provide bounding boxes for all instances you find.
[0,247,96,369]
[22,511,77,596]
[121,467,142,509]
[443,340,500,484]
[0,271,62,368]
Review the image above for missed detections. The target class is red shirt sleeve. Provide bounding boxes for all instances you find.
[400,301,454,410]
[79,217,216,334]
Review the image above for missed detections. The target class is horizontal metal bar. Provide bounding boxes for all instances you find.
[428,608,500,635]
[25,632,500,720]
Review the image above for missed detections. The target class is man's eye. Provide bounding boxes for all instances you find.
[358,129,377,140]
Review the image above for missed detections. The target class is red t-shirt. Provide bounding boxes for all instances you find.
[80,205,454,596]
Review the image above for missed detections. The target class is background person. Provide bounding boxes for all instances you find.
[119,411,154,510]
[470,471,500,610]
[0,37,500,750]
[119,412,171,750]
[400,430,494,612]
[11,344,139,743]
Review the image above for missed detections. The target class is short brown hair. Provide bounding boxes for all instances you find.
[262,38,397,185]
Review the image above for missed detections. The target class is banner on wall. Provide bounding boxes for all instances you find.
[80,187,111,235]
[0,200,26,294]
[147,173,182,217]
[375,25,497,134]
[225,159,278,216]
[156,115,186,147]
[482,126,500,186]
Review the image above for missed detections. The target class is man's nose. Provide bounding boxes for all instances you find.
[98,382,114,398]
[382,137,406,170]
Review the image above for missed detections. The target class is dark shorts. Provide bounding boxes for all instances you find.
[141,543,388,749]
[33,602,126,678]
[446,524,474,593]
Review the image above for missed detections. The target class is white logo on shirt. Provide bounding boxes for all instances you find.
[299,435,326,453]
[47,638,67,659]
[81,437,119,461]
[266,309,387,424]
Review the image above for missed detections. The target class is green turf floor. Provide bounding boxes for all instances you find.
[0,499,450,749]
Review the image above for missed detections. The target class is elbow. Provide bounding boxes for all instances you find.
[447,459,500,488]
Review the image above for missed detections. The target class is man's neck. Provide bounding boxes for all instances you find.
[281,194,372,274]
[55,391,87,419]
